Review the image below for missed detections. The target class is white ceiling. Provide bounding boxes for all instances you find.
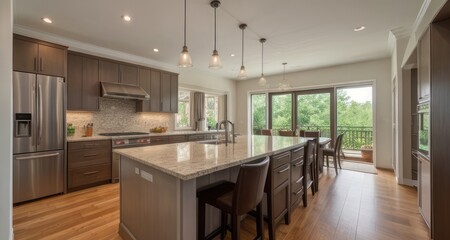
[14,0,423,80]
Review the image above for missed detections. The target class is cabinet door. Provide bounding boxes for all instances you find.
[136,68,151,112]
[120,64,139,85]
[82,57,99,111]
[170,74,178,113]
[99,60,119,83]
[161,73,171,112]
[67,54,83,110]
[418,27,431,102]
[13,38,38,73]
[150,71,161,112]
[419,158,431,227]
[38,44,66,77]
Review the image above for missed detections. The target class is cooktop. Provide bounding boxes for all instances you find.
[98,132,149,137]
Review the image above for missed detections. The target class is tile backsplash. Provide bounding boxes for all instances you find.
[67,98,174,135]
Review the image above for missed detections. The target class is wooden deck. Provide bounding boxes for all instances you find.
[13,169,429,240]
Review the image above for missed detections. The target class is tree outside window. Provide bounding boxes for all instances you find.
[176,90,191,128]
[205,95,219,129]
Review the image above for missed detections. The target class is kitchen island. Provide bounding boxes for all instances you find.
[115,135,308,240]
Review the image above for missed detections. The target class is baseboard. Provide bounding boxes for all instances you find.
[10,227,14,240]
[119,223,136,240]
[402,178,418,187]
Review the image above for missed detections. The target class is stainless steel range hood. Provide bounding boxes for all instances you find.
[101,82,150,100]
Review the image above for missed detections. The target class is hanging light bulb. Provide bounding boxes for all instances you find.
[278,62,292,90]
[209,0,222,69]
[258,38,267,86]
[237,24,247,79]
[178,0,193,67]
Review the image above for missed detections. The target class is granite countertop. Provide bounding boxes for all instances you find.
[114,135,308,180]
[67,130,224,142]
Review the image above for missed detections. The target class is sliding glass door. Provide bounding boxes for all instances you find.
[269,93,293,134]
[295,89,334,140]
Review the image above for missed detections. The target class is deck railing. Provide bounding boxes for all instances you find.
[254,125,373,150]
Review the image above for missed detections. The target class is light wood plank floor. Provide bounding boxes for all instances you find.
[13,168,429,240]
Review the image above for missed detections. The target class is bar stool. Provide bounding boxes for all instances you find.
[197,157,270,240]
[278,130,295,136]
[261,129,272,136]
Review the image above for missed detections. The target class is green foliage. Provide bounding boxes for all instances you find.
[271,94,292,131]
[252,94,266,134]
[176,101,190,128]
[205,96,218,128]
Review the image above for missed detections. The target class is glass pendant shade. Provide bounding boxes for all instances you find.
[178,46,193,67]
[208,50,222,69]
[258,74,267,86]
[237,65,247,79]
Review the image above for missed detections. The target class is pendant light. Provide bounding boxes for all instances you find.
[178,0,193,67]
[258,38,267,86]
[278,62,292,90]
[237,24,247,79]
[209,0,222,69]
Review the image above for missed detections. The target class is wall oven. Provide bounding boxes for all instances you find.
[418,102,430,159]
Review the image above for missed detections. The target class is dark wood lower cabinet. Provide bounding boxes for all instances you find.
[290,147,305,210]
[67,140,111,191]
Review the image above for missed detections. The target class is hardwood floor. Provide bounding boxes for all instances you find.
[13,169,429,240]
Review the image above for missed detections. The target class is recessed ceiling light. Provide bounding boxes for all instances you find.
[354,26,366,32]
[42,17,52,24]
[230,54,235,57]
[153,48,159,53]
[122,15,131,22]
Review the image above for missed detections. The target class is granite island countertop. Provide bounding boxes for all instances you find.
[67,130,225,142]
[114,135,308,180]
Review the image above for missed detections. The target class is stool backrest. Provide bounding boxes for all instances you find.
[261,129,272,136]
[279,130,295,136]
[304,130,320,138]
[335,133,344,155]
[306,139,316,165]
[233,156,270,215]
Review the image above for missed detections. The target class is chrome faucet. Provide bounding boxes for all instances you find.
[218,120,235,146]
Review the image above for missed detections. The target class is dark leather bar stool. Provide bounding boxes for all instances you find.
[197,157,270,240]
[261,129,272,136]
[278,130,295,136]
[303,139,316,207]
[321,133,344,175]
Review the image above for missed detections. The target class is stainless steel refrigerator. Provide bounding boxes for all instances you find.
[13,71,65,204]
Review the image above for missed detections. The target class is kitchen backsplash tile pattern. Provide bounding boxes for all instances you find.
[67,98,174,135]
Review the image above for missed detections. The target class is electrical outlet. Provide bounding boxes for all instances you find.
[140,170,153,182]
[134,167,140,175]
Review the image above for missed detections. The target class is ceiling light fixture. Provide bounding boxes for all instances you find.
[178,0,193,67]
[278,62,291,91]
[208,0,222,69]
[354,26,366,32]
[237,23,248,80]
[258,38,267,86]
[153,48,159,53]
[230,54,235,57]
[42,17,52,24]
[122,15,131,22]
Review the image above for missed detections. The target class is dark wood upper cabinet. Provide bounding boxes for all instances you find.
[161,73,171,112]
[136,68,151,112]
[99,60,119,83]
[67,52,99,111]
[120,64,138,86]
[150,71,162,112]
[170,74,178,113]
[418,27,431,102]
[13,35,66,77]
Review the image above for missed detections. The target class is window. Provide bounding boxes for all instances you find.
[270,93,293,133]
[251,94,267,134]
[175,90,191,129]
[205,94,219,128]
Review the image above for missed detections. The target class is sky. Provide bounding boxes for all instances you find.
[339,86,372,103]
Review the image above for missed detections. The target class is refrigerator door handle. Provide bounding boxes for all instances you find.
[15,152,60,160]
[38,83,43,146]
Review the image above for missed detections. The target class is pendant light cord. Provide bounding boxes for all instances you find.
[241,27,244,66]
[184,0,187,46]
[261,41,264,75]
[214,7,217,51]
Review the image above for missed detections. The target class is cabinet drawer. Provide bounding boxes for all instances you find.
[273,187,288,219]
[69,140,111,150]
[291,183,304,208]
[168,135,187,143]
[68,163,111,188]
[291,147,304,161]
[68,148,111,168]
[150,136,169,145]
[271,151,291,169]
[188,134,206,141]
[291,160,304,184]
[273,163,290,189]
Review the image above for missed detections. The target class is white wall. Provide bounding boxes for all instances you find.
[236,58,393,169]
[0,0,13,239]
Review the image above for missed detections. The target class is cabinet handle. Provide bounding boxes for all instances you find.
[293,147,304,153]
[83,171,100,175]
[273,152,290,160]
[40,58,43,72]
[278,166,290,173]
[295,176,304,184]
[293,188,303,195]
[84,144,100,147]
[294,161,303,167]
[83,153,100,158]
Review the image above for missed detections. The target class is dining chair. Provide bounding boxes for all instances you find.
[321,133,344,175]
[261,129,272,136]
[303,130,320,138]
[278,130,295,136]
[197,157,270,240]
